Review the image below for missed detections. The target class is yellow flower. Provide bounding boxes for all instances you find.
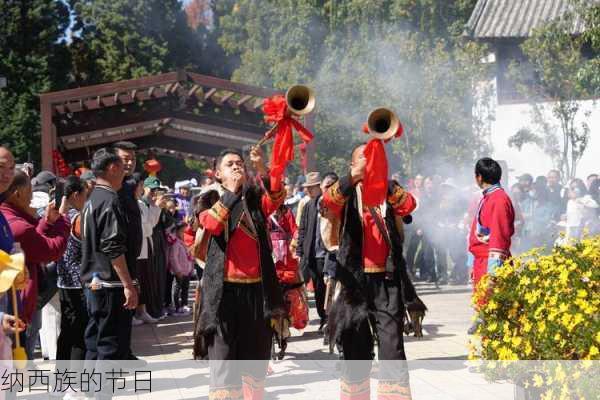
[532,374,544,387]
[559,269,569,284]
[595,332,600,344]
[538,320,546,333]
[487,299,498,311]
[577,289,588,298]
[561,313,572,327]
[487,322,498,332]
[523,320,532,333]
[559,303,569,313]
[589,345,599,357]
[524,341,533,356]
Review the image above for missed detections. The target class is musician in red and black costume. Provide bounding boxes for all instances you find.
[468,157,515,332]
[195,147,286,400]
[322,143,418,400]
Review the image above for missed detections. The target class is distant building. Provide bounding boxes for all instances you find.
[466,0,588,104]
[465,0,600,180]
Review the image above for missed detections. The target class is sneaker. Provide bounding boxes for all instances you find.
[181,306,192,313]
[132,317,144,326]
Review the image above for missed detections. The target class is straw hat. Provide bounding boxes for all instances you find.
[0,251,28,293]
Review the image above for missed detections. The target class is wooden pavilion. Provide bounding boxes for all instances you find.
[39,70,313,172]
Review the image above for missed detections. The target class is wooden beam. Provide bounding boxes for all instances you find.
[59,119,166,150]
[148,86,155,98]
[204,88,217,101]
[131,89,137,101]
[235,95,253,108]
[162,127,248,149]
[244,97,264,112]
[168,118,262,144]
[113,92,120,105]
[187,72,279,99]
[219,91,235,104]
[40,71,181,103]
[187,84,200,97]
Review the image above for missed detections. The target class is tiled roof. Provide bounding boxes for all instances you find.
[466,0,588,38]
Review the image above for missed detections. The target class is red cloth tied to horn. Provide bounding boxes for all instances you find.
[263,95,314,190]
[361,121,404,207]
[362,139,389,207]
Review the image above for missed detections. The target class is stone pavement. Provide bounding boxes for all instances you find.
[131,282,474,362]
[22,282,522,399]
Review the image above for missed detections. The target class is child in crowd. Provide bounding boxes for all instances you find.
[167,222,195,316]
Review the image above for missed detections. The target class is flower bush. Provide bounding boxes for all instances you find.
[469,237,600,399]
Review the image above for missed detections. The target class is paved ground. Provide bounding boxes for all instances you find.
[131,282,474,362]
[23,282,522,399]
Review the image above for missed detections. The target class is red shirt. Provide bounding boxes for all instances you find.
[199,185,286,283]
[468,185,515,261]
[322,179,417,273]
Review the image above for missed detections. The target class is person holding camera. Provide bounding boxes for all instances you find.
[0,170,70,358]
[55,176,90,363]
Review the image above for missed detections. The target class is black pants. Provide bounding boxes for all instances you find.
[309,258,327,321]
[164,271,175,308]
[173,275,190,309]
[207,283,272,397]
[84,288,133,360]
[406,231,435,281]
[57,288,88,361]
[340,273,410,393]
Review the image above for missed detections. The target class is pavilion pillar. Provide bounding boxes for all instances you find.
[40,98,56,172]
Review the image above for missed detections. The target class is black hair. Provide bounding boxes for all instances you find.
[64,175,85,198]
[475,158,502,185]
[112,141,138,151]
[323,172,339,181]
[91,148,122,176]
[587,173,598,180]
[322,172,339,188]
[570,178,588,197]
[213,148,244,170]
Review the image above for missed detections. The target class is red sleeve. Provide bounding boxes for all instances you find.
[21,217,70,264]
[488,196,515,259]
[198,202,230,236]
[261,186,286,217]
[387,185,417,216]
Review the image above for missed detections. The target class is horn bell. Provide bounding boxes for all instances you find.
[286,85,315,116]
[367,108,399,141]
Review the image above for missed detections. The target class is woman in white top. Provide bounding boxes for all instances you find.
[132,174,162,325]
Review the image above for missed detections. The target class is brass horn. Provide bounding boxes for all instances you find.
[367,108,400,141]
[256,85,316,146]
[285,85,315,116]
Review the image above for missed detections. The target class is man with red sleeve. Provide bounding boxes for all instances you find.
[468,158,515,333]
[195,147,285,400]
[322,144,418,400]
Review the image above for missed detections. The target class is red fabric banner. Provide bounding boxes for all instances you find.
[263,95,313,189]
[362,139,388,207]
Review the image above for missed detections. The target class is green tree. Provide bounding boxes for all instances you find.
[508,1,599,180]
[0,0,71,163]
[69,0,201,83]
[217,0,491,177]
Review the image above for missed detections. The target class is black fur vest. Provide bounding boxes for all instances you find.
[197,184,284,338]
[329,187,418,348]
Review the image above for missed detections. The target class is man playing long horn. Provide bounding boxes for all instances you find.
[322,140,418,400]
[195,146,286,400]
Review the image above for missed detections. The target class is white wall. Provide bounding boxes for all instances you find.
[486,81,599,184]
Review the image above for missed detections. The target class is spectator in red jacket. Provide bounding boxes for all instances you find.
[0,170,70,358]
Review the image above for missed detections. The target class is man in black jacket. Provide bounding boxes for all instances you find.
[296,172,328,331]
[81,148,138,361]
[113,141,144,361]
